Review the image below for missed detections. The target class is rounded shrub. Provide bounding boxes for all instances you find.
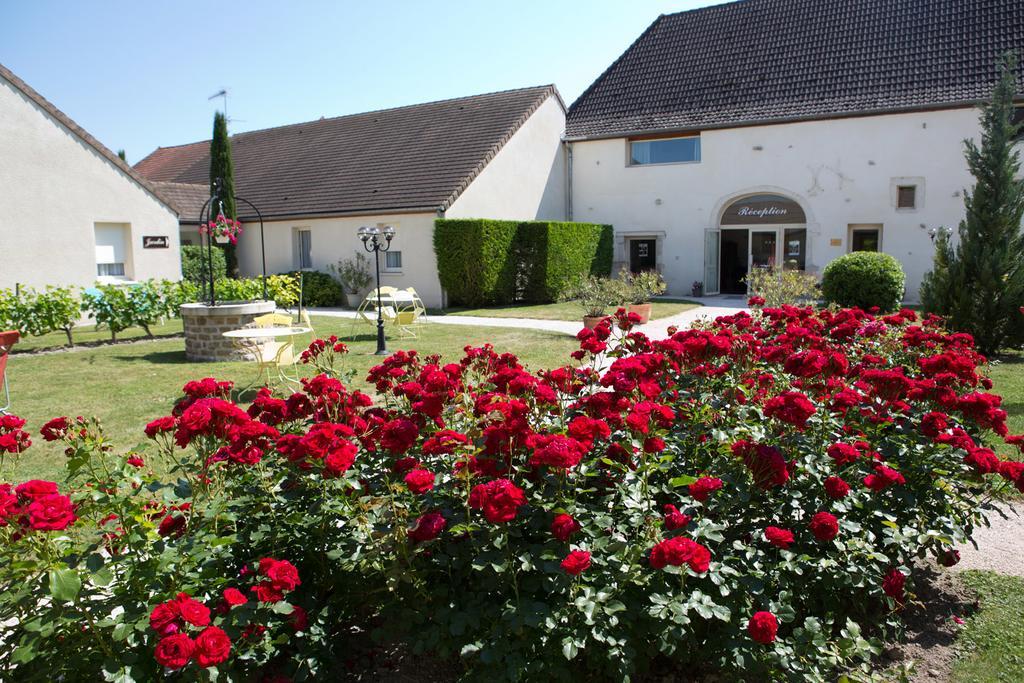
[821,251,905,311]
[181,245,226,287]
[283,270,344,307]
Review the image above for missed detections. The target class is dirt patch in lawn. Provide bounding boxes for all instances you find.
[880,566,979,682]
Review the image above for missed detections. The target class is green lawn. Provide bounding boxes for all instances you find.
[952,571,1024,682]
[12,319,185,353]
[3,316,578,482]
[986,353,1024,454]
[438,299,699,321]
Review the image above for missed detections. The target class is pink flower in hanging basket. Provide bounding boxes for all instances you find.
[199,214,244,244]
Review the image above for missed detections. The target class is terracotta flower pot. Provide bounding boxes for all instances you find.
[628,302,652,324]
[582,315,606,329]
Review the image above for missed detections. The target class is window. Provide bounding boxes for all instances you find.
[97,262,126,277]
[629,135,700,165]
[94,222,130,281]
[296,229,312,269]
[783,228,806,270]
[897,185,917,209]
[849,225,882,252]
[384,251,402,271]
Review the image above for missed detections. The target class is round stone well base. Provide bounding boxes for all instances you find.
[180,300,276,362]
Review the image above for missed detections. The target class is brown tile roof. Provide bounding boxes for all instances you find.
[135,85,562,221]
[152,182,209,224]
[0,62,177,214]
[566,0,1024,139]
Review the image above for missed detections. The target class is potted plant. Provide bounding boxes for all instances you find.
[691,280,704,297]
[561,275,628,329]
[330,253,374,308]
[200,214,244,244]
[621,268,666,324]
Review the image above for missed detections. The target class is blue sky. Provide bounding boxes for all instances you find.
[2,0,728,164]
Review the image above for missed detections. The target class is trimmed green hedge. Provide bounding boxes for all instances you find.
[434,219,613,306]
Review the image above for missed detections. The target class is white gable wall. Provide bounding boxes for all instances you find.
[0,74,181,291]
[570,107,986,301]
[446,95,566,220]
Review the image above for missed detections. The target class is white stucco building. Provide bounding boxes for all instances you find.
[564,0,1024,301]
[0,63,181,291]
[136,86,566,307]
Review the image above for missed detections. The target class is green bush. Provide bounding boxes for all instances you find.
[434,219,613,306]
[210,274,300,308]
[181,245,226,288]
[0,286,81,346]
[821,252,905,312]
[283,270,345,307]
[745,268,820,307]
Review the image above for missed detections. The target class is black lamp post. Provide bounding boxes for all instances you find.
[358,225,395,355]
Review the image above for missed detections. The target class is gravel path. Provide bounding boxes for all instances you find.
[955,502,1024,577]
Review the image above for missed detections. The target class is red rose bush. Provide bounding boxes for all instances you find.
[0,306,1019,681]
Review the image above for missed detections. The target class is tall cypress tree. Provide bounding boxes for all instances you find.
[921,54,1024,356]
[209,111,239,276]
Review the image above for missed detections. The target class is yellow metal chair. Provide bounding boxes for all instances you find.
[253,313,293,328]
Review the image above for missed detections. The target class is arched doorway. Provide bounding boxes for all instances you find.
[709,194,807,295]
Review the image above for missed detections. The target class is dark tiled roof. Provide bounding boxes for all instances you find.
[136,86,562,221]
[152,182,209,224]
[566,0,1024,139]
[0,62,177,214]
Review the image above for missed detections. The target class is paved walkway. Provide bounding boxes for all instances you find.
[306,301,749,340]
[955,502,1024,577]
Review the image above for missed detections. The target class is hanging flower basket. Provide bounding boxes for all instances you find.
[200,214,243,245]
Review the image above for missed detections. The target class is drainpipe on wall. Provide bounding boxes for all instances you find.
[565,141,574,221]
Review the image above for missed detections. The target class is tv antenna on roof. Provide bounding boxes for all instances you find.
[208,88,228,118]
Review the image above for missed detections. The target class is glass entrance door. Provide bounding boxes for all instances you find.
[749,229,778,273]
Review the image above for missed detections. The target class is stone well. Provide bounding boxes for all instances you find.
[180,300,276,362]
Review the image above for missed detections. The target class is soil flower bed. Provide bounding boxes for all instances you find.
[0,304,1020,681]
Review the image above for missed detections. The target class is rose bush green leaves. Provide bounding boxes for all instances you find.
[1,306,1019,681]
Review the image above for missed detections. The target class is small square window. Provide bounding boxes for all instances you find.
[97,262,126,277]
[897,185,917,209]
[385,251,402,271]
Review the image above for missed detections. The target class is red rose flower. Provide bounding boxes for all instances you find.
[809,511,839,542]
[863,464,906,492]
[193,626,231,667]
[322,440,357,477]
[26,493,77,531]
[827,442,861,466]
[649,536,711,573]
[938,548,961,567]
[222,587,247,607]
[154,633,195,669]
[882,567,906,601]
[689,476,724,502]
[39,416,70,442]
[380,418,419,454]
[561,550,591,576]
[127,455,145,468]
[145,415,177,438]
[150,601,181,635]
[964,447,1000,475]
[15,479,58,501]
[468,479,527,523]
[662,504,691,531]
[260,558,301,592]
[174,593,211,627]
[764,526,795,549]
[252,582,284,603]
[763,391,816,429]
[528,433,588,469]
[747,611,778,644]
[551,513,581,541]
[0,484,19,526]
[824,476,850,499]
[404,467,436,494]
[408,510,447,543]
